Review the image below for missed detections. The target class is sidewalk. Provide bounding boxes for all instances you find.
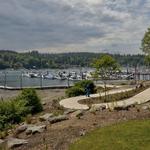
[59,88,134,110]
[92,87,150,110]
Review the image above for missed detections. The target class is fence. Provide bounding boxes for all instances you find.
[0,71,73,89]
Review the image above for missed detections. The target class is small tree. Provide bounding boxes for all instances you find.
[92,54,120,101]
[19,89,43,114]
[141,27,150,75]
[141,28,150,54]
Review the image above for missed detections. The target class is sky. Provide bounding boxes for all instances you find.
[0,0,150,54]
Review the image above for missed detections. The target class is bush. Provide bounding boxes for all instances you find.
[74,80,96,94]
[0,88,43,131]
[19,89,43,114]
[0,99,28,131]
[66,80,96,97]
[66,87,84,97]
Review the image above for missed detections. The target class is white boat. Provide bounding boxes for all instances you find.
[42,72,54,79]
[23,72,39,78]
[54,74,66,80]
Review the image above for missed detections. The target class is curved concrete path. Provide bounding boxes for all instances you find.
[59,88,134,110]
[92,87,150,110]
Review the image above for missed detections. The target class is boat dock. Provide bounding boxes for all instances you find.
[0,85,71,90]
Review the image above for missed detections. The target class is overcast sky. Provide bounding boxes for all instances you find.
[0,0,150,54]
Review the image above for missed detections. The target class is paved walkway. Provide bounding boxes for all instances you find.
[92,87,150,110]
[59,88,134,110]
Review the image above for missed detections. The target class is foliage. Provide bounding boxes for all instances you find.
[66,86,85,97]
[141,28,150,54]
[74,80,96,94]
[0,50,145,69]
[144,55,150,66]
[0,99,28,130]
[19,89,43,114]
[92,54,120,80]
[80,86,147,105]
[0,88,42,131]
[92,55,120,101]
[66,80,96,97]
[69,120,150,150]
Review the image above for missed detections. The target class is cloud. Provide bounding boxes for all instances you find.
[0,0,150,54]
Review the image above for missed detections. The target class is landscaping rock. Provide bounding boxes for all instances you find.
[71,110,84,118]
[7,138,28,149]
[114,105,129,111]
[26,125,47,135]
[129,102,138,108]
[64,109,76,115]
[89,107,97,113]
[39,113,53,121]
[142,105,150,110]
[48,115,68,124]
[0,139,7,149]
[90,105,106,113]
[42,102,47,105]
[79,130,86,136]
[15,124,28,134]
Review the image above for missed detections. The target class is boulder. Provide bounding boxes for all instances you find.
[0,139,7,149]
[71,110,84,118]
[39,113,53,121]
[15,124,28,134]
[42,102,46,105]
[48,115,68,124]
[7,138,28,149]
[114,105,129,111]
[79,129,86,136]
[26,125,47,135]
[142,105,150,110]
[64,109,76,115]
[129,102,138,108]
[90,105,106,113]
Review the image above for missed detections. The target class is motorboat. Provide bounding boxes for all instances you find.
[22,72,39,78]
[42,72,54,79]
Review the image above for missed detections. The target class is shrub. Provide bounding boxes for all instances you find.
[66,86,84,97]
[66,80,96,97]
[0,88,43,131]
[74,80,96,94]
[19,89,43,114]
[0,99,28,131]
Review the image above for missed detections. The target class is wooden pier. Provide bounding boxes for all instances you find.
[0,85,71,90]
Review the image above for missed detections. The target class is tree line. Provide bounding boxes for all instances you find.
[0,50,145,69]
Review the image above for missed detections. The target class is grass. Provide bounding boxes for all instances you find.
[69,120,150,150]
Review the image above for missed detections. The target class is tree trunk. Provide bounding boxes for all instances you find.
[104,80,107,102]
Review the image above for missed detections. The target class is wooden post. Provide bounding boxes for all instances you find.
[40,72,42,88]
[4,71,6,89]
[20,72,23,89]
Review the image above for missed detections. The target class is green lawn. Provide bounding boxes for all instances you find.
[69,120,150,150]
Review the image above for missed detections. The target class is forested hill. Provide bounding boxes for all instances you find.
[0,50,145,69]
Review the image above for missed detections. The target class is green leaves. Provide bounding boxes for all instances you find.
[0,88,43,131]
[66,80,96,97]
[19,89,43,114]
[142,28,150,54]
[92,54,120,80]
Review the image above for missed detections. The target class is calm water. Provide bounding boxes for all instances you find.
[0,67,148,88]
[0,68,92,88]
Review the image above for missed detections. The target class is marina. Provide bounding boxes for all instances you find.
[0,68,150,90]
[0,68,92,89]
